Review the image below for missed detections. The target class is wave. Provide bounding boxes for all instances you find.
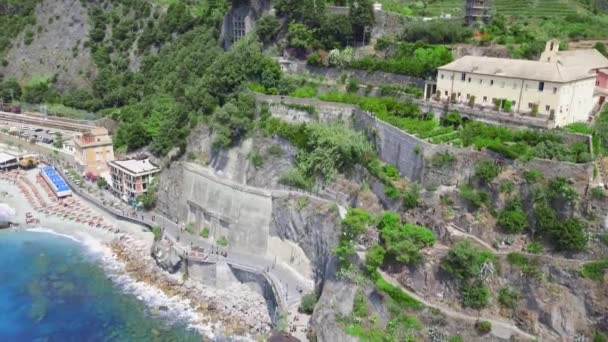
[24,227,247,341]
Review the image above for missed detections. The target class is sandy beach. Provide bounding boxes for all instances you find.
[0,167,272,340]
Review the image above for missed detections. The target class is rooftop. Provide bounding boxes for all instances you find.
[0,152,17,164]
[110,159,160,175]
[438,55,595,83]
[555,49,608,71]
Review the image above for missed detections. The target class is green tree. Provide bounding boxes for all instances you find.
[256,15,280,44]
[316,14,353,49]
[287,22,314,49]
[0,78,22,102]
[442,241,497,283]
[212,92,256,149]
[349,0,375,44]
[378,212,435,265]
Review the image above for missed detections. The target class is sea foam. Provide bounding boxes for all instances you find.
[24,227,238,340]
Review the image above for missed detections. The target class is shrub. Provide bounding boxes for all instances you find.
[346,78,359,93]
[525,241,543,254]
[430,151,456,167]
[476,321,492,334]
[580,258,608,281]
[507,252,542,279]
[307,51,323,66]
[459,185,489,209]
[475,160,501,183]
[462,284,490,309]
[497,198,528,234]
[442,241,497,283]
[523,169,544,183]
[299,292,318,314]
[499,180,514,194]
[250,150,264,169]
[200,227,210,238]
[498,287,520,309]
[217,236,229,247]
[255,14,280,44]
[441,111,462,128]
[403,184,420,209]
[503,99,512,112]
[365,244,386,274]
[96,178,108,188]
[375,276,423,310]
[279,168,313,190]
[152,225,162,241]
[592,186,606,199]
[379,214,436,265]
[352,289,368,318]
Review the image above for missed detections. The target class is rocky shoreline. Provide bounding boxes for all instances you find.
[110,235,273,339]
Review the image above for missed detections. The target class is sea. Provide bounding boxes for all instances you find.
[0,229,204,341]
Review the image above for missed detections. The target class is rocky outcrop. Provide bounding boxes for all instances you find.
[0,0,95,90]
[309,279,359,342]
[117,236,273,337]
[270,195,341,285]
[152,240,183,273]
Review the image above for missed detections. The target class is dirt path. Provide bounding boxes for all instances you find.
[378,270,537,341]
[446,224,586,266]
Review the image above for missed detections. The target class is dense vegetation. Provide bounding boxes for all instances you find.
[442,241,497,309]
[334,209,430,341]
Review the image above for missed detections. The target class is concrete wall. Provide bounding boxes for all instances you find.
[353,109,433,181]
[157,162,272,255]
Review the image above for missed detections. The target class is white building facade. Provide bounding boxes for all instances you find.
[436,41,608,127]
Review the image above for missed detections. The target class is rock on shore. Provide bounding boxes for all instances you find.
[110,235,272,338]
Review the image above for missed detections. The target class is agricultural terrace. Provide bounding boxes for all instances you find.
[298,90,594,163]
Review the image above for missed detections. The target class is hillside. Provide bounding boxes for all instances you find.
[0,0,608,341]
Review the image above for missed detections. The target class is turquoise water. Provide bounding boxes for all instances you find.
[0,230,203,341]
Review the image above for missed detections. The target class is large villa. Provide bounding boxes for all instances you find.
[435,40,608,127]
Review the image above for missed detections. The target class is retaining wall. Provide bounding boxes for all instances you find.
[256,94,356,125]
[280,60,425,88]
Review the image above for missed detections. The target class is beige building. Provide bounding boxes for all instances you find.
[73,127,115,175]
[109,158,160,203]
[436,40,608,127]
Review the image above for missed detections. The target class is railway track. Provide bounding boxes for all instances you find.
[0,111,96,132]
